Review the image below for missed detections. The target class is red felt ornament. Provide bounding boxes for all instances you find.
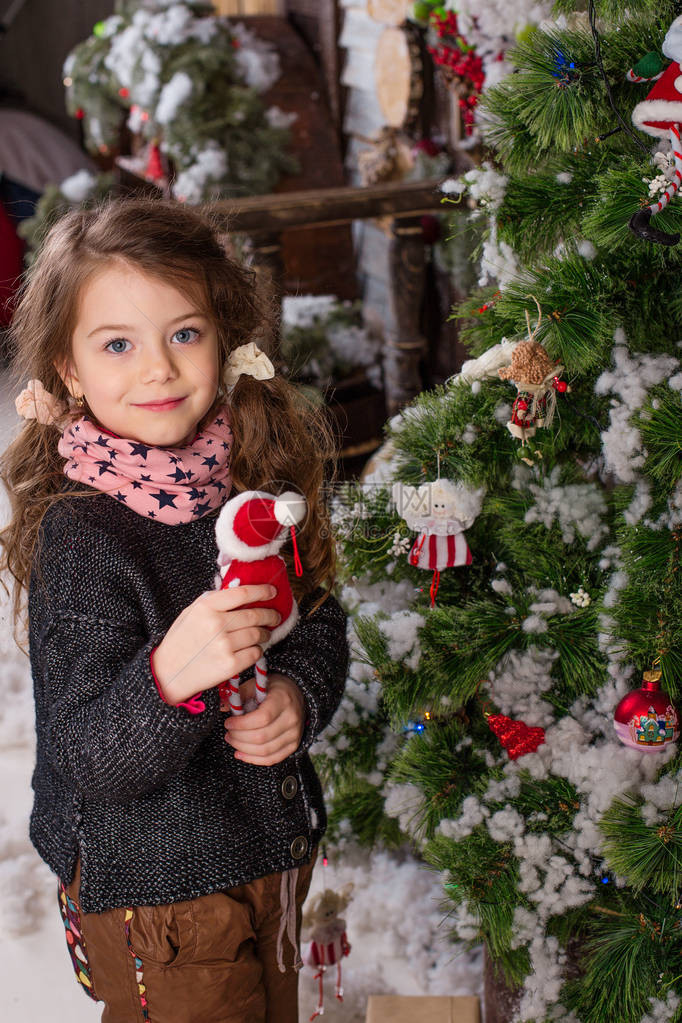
[145,142,164,181]
[487,713,546,759]
[613,670,679,752]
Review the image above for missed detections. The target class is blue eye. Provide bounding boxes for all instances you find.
[105,337,130,354]
[173,327,200,344]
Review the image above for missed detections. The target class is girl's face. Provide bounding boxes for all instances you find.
[61,261,220,447]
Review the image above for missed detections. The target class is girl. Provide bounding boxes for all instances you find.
[0,197,349,1023]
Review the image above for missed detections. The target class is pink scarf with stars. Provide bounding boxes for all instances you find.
[57,406,233,524]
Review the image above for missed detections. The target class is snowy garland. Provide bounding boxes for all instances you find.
[62,0,297,201]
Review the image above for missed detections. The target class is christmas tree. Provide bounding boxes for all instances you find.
[320,2,682,1020]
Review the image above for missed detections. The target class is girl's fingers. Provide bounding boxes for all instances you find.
[222,626,272,654]
[227,730,301,765]
[225,725,301,759]
[200,584,277,612]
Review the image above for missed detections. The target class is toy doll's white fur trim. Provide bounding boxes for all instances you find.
[632,101,682,138]
[215,490,305,562]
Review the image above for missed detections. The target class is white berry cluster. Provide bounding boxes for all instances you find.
[569,587,591,608]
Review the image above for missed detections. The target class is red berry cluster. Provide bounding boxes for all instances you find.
[426,11,485,135]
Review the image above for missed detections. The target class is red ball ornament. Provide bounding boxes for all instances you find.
[487,714,545,759]
[74,108,84,120]
[613,670,679,752]
[118,87,130,98]
[554,378,568,393]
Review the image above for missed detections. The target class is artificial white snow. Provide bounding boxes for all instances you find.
[155,70,193,124]
[478,236,520,290]
[378,610,425,671]
[522,614,549,634]
[172,142,228,203]
[282,294,338,328]
[383,783,425,841]
[265,105,297,129]
[556,172,573,184]
[484,646,557,728]
[231,21,281,93]
[59,170,97,203]
[577,239,597,259]
[438,796,490,841]
[487,806,525,842]
[595,342,678,484]
[639,990,681,1023]
[625,480,653,526]
[492,578,513,596]
[524,467,609,549]
[462,163,509,211]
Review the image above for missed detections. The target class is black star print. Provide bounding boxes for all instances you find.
[202,454,218,470]
[222,442,230,450]
[192,501,212,517]
[188,487,207,501]
[74,425,80,432]
[212,479,226,493]
[88,476,95,483]
[216,418,224,427]
[148,510,156,518]
[131,480,143,490]
[95,460,117,477]
[115,492,127,503]
[150,489,178,509]
[167,466,187,483]
[168,455,181,464]
[74,442,89,454]
[94,435,110,448]
[206,439,213,446]
[141,474,152,482]
[129,441,150,460]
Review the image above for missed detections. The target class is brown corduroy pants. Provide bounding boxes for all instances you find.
[60,854,316,1023]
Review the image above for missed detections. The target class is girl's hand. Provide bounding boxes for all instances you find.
[224,673,305,765]
[153,585,281,706]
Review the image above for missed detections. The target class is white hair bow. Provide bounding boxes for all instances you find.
[223,342,275,391]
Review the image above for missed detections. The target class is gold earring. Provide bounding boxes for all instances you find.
[74,394,86,409]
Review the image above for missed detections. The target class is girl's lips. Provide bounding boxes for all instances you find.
[133,397,186,411]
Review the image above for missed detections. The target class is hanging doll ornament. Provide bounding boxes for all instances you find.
[392,470,485,607]
[498,305,568,452]
[302,882,353,1021]
[214,489,306,714]
[628,16,682,246]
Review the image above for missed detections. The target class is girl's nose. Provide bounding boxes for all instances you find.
[140,340,179,382]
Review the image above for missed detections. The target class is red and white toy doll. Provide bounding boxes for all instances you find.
[629,16,682,245]
[302,884,353,1021]
[214,489,306,715]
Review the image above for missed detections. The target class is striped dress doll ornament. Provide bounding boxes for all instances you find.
[214,489,306,714]
[392,477,485,606]
[302,883,353,1021]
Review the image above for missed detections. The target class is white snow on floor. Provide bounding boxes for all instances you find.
[0,367,481,1021]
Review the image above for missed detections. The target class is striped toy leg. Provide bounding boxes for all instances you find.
[335,962,343,1001]
[219,677,244,715]
[309,967,325,1021]
[648,125,682,215]
[255,656,269,705]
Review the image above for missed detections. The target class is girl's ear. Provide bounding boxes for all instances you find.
[53,359,80,396]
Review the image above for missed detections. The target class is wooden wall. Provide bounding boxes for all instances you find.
[0,0,114,137]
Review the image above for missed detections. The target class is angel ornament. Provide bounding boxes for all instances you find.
[392,476,485,606]
[498,307,568,449]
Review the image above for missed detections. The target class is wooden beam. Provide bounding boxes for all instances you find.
[209,177,447,232]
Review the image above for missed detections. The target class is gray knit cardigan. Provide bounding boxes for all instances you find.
[28,480,348,913]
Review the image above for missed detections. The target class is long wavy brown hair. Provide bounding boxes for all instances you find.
[1,197,338,646]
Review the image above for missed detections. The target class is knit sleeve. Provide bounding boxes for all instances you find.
[36,612,220,804]
[264,589,348,752]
